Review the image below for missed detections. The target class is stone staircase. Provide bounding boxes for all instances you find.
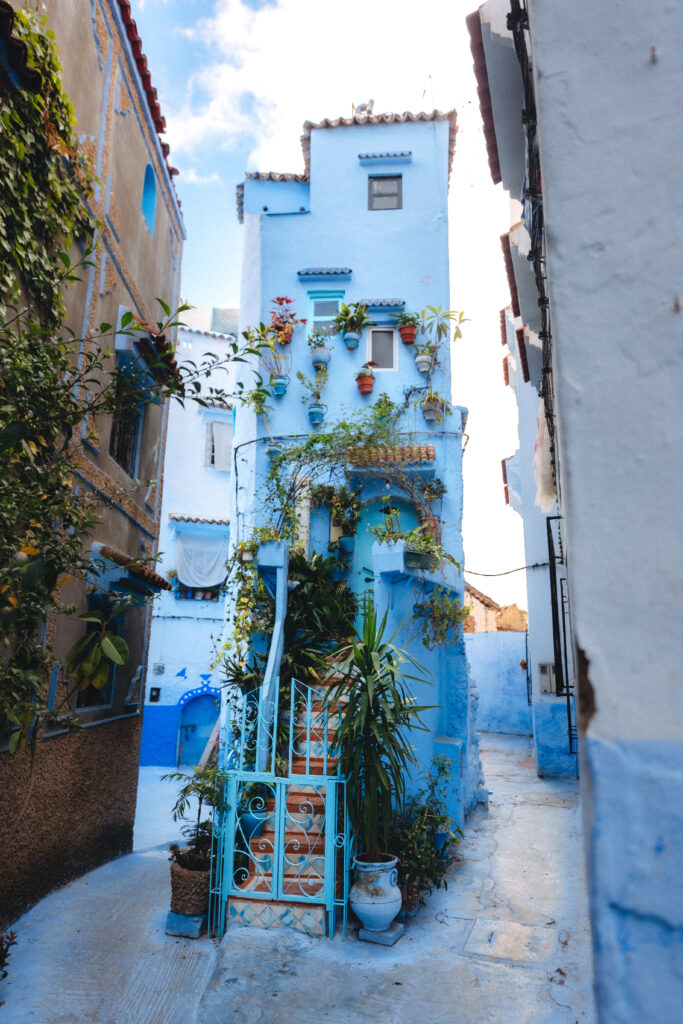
[227,667,346,937]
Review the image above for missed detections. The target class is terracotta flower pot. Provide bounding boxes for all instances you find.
[356,374,374,394]
[170,859,210,917]
[399,324,418,345]
[418,515,443,543]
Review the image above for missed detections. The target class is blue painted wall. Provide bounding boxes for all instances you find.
[232,115,483,822]
[465,631,532,736]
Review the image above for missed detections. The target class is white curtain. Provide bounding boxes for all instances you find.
[210,420,232,472]
[176,531,229,588]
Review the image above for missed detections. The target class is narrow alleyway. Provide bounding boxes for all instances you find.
[0,735,595,1023]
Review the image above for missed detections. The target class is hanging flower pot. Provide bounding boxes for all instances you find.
[421,394,445,423]
[414,350,433,375]
[356,361,377,395]
[338,534,355,554]
[308,400,326,427]
[398,324,418,345]
[271,374,289,396]
[343,331,360,350]
[310,346,330,370]
[418,515,443,543]
[265,440,284,458]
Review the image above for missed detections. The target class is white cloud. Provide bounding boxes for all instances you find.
[165,0,471,170]
[181,167,221,185]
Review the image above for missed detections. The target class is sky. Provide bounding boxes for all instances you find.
[134,0,528,607]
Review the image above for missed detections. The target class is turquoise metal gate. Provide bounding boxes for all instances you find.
[209,676,351,940]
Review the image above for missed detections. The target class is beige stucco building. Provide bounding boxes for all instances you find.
[0,0,184,921]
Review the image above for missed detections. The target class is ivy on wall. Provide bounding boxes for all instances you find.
[0,10,254,753]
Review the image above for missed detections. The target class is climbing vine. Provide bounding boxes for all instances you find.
[0,10,261,752]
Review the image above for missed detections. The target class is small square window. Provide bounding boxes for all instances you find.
[368,175,402,211]
[368,328,396,370]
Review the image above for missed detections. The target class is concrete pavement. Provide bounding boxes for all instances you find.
[0,737,596,1023]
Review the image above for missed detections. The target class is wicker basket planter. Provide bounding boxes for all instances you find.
[170,858,210,917]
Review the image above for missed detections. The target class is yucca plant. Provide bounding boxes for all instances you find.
[326,605,432,859]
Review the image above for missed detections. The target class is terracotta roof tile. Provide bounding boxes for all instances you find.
[516,327,530,383]
[465,581,501,610]
[169,515,230,525]
[346,444,436,466]
[500,308,508,346]
[466,12,502,186]
[500,232,521,318]
[502,355,510,387]
[501,459,509,505]
[302,110,457,181]
[117,2,165,133]
[99,545,171,590]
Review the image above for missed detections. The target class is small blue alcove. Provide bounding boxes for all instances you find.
[141,164,157,236]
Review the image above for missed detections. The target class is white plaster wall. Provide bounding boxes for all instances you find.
[528,0,683,743]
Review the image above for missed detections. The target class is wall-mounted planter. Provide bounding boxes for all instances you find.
[265,440,284,458]
[239,548,255,563]
[421,397,443,423]
[343,331,360,350]
[356,372,375,395]
[404,549,436,570]
[398,324,418,345]
[308,402,326,427]
[310,346,331,370]
[338,534,355,554]
[271,375,289,396]
[414,351,433,375]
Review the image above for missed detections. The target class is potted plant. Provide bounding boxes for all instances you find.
[388,756,462,913]
[261,343,291,397]
[297,367,328,427]
[420,390,451,425]
[402,528,440,570]
[307,330,332,370]
[162,765,228,935]
[390,311,421,346]
[331,486,361,553]
[413,342,435,375]
[413,585,468,649]
[326,606,431,938]
[418,476,447,540]
[355,361,377,395]
[237,541,256,563]
[332,302,375,350]
[269,295,306,346]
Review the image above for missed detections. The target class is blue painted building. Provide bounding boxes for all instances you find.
[228,111,486,827]
[140,316,236,767]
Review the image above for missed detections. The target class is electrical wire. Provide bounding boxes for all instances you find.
[464,561,549,577]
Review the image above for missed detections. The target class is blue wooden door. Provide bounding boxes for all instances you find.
[177,693,220,767]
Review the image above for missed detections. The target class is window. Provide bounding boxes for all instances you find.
[368,175,402,210]
[109,366,144,478]
[307,292,344,337]
[206,420,232,471]
[368,327,397,370]
[141,164,157,235]
[75,595,121,710]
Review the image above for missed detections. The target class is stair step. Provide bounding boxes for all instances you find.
[228,896,326,936]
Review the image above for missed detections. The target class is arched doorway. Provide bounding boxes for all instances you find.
[176,692,220,767]
[352,497,419,622]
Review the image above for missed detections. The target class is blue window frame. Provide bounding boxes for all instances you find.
[307,290,344,337]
